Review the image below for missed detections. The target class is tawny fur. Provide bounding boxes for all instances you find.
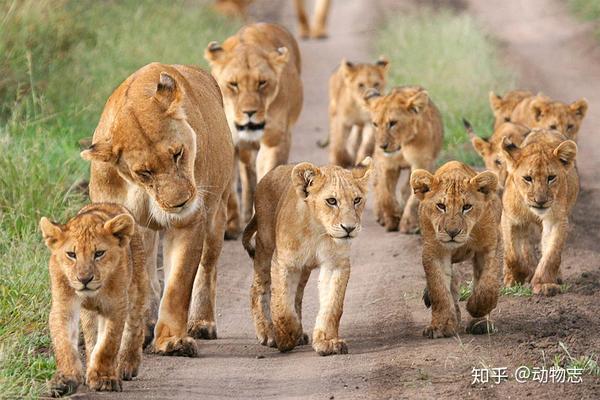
[510,94,588,141]
[321,57,389,167]
[411,162,502,338]
[501,129,579,296]
[488,90,533,129]
[205,23,303,239]
[40,203,148,396]
[294,0,332,39]
[242,159,372,355]
[82,63,234,356]
[464,120,531,189]
[365,85,444,233]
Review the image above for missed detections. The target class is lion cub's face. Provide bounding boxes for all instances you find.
[365,86,429,156]
[205,42,290,143]
[340,58,389,109]
[40,211,135,297]
[489,90,532,129]
[526,95,587,139]
[502,130,577,217]
[411,161,498,248]
[291,159,373,242]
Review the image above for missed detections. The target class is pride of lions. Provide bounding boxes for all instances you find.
[38,22,587,396]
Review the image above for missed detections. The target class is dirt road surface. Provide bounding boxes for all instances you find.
[78,0,600,398]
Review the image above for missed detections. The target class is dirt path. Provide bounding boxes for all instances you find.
[78,0,600,399]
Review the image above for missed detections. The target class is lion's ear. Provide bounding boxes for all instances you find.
[270,47,289,75]
[81,141,117,163]
[488,91,502,112]
[104,214,135,247]
[364,88,381,106]
[553,140,577,169]
[376,56,389,70]
[569,98,588,120]
[154,72,184,117]
[410,169,435,200]
[204,41,225,64]
[501,136,521,170]
[470,171,498,197]
[292,162,322,199]
[40,217,65,249]
[406,90,429,114]
[352,156,373,186]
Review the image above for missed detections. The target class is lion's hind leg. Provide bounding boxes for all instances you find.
[250,238,277,347]
[294,267,312,346]
[271,256,303,353]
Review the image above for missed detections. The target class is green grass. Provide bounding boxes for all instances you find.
[376,8,515,165]
[570,0,600,38]
[554,342,600,377]
[0,1,240,397]
[460,281,570,301]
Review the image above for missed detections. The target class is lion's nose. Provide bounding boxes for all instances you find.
[341,224,356,234]
[446,228,461,239]
[380,142,389,151]
[78,274,94,286]
[534,196,548,207]
[173,199,188,209]
[244,110,257,118]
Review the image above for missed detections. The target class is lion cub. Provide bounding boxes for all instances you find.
[489,90,533,129]
[242,158,372,355]
[510,94,588,140]
[365,86,444,233]
[319,57,389,167]
[411,161,502,338]
[501,129,578,296]
[464,119,531,189]
[40,203,148,396]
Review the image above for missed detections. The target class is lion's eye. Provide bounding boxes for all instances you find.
[567,124,574,131]
[494,159,502,166]
[388,120,397,128]
[173,148,183,164]
[504,117,511,122]
[66,251,76,260]
[550,124,557,130]
[358,82,365,89]
[136,170,153,180]
[462,204,473,213]
[548,175,557,183]
[354,197,362,205]
[436,203,446,212]
[326,198,338,206]
[94,250,105,260]
[258,80,267,88]
[372,122,378,128]
[373,82,380,88]
[523,176,533,183]
[228,82,238,90]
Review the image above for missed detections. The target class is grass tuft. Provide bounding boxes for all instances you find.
[376,8,514,165]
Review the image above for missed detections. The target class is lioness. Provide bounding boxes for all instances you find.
[365,86,444,232]
[242,158,372,355]
[489,90,533,129]
[82,63,234,356]
[510,94,588,140]
[205,23,303,238]
[318,57,389,168]
[40,203,148,396]
[464,119,531,188]
[411,161,501,338]
[501,129,578,296]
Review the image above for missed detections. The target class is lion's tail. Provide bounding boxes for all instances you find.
[242,216,257,259]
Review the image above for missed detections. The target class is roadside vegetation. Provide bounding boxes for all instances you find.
[570,0,600,37]
[0,1,240,397]
[376,8,515,165]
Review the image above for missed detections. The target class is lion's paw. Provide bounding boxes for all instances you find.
[188,320,217,340]
[399,217,419,234]
[423,317,458,339]
[151,336,199,357]
[466,318,496,335]
[297,332,310,346]
[384,215,400,232]
[119,359,140,381]
[47,373,82,397]
[313,338,348,356]
[87,371,122,392]
[533,283,561,297]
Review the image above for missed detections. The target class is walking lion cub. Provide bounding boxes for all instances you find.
[411,161,502,338]
[242,158,373,355]
[40,203,148,396]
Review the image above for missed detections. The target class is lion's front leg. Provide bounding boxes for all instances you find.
[250,238,276,347]
[294,267,312,346]
[310,0,331,38]
[48,293,83,397]
[258,126,290,180]
[312,259,350,356]
[188,200,228,341]
[271,256,303,353]
[400,164,430,234]
[422,250,459,339]
[118,278,147,381]
[355,124,375,164]
[531,218,567,296]
[86,313,126,392]
[501,216,534,287]
[373,159,401,231]
[139,227,160,348]
[239,148,257,224]
[466,249,500,334]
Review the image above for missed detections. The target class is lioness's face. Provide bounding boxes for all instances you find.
[367,87,429,156]
[292,159,372,242]
[529,98,587,139]
[489,90,532,129]
[40,213,134,297]
[341,58,389,109]
[411,163,498,248]
[205,42,290,143]
[81,72,199,225]
[503,130,577,217]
